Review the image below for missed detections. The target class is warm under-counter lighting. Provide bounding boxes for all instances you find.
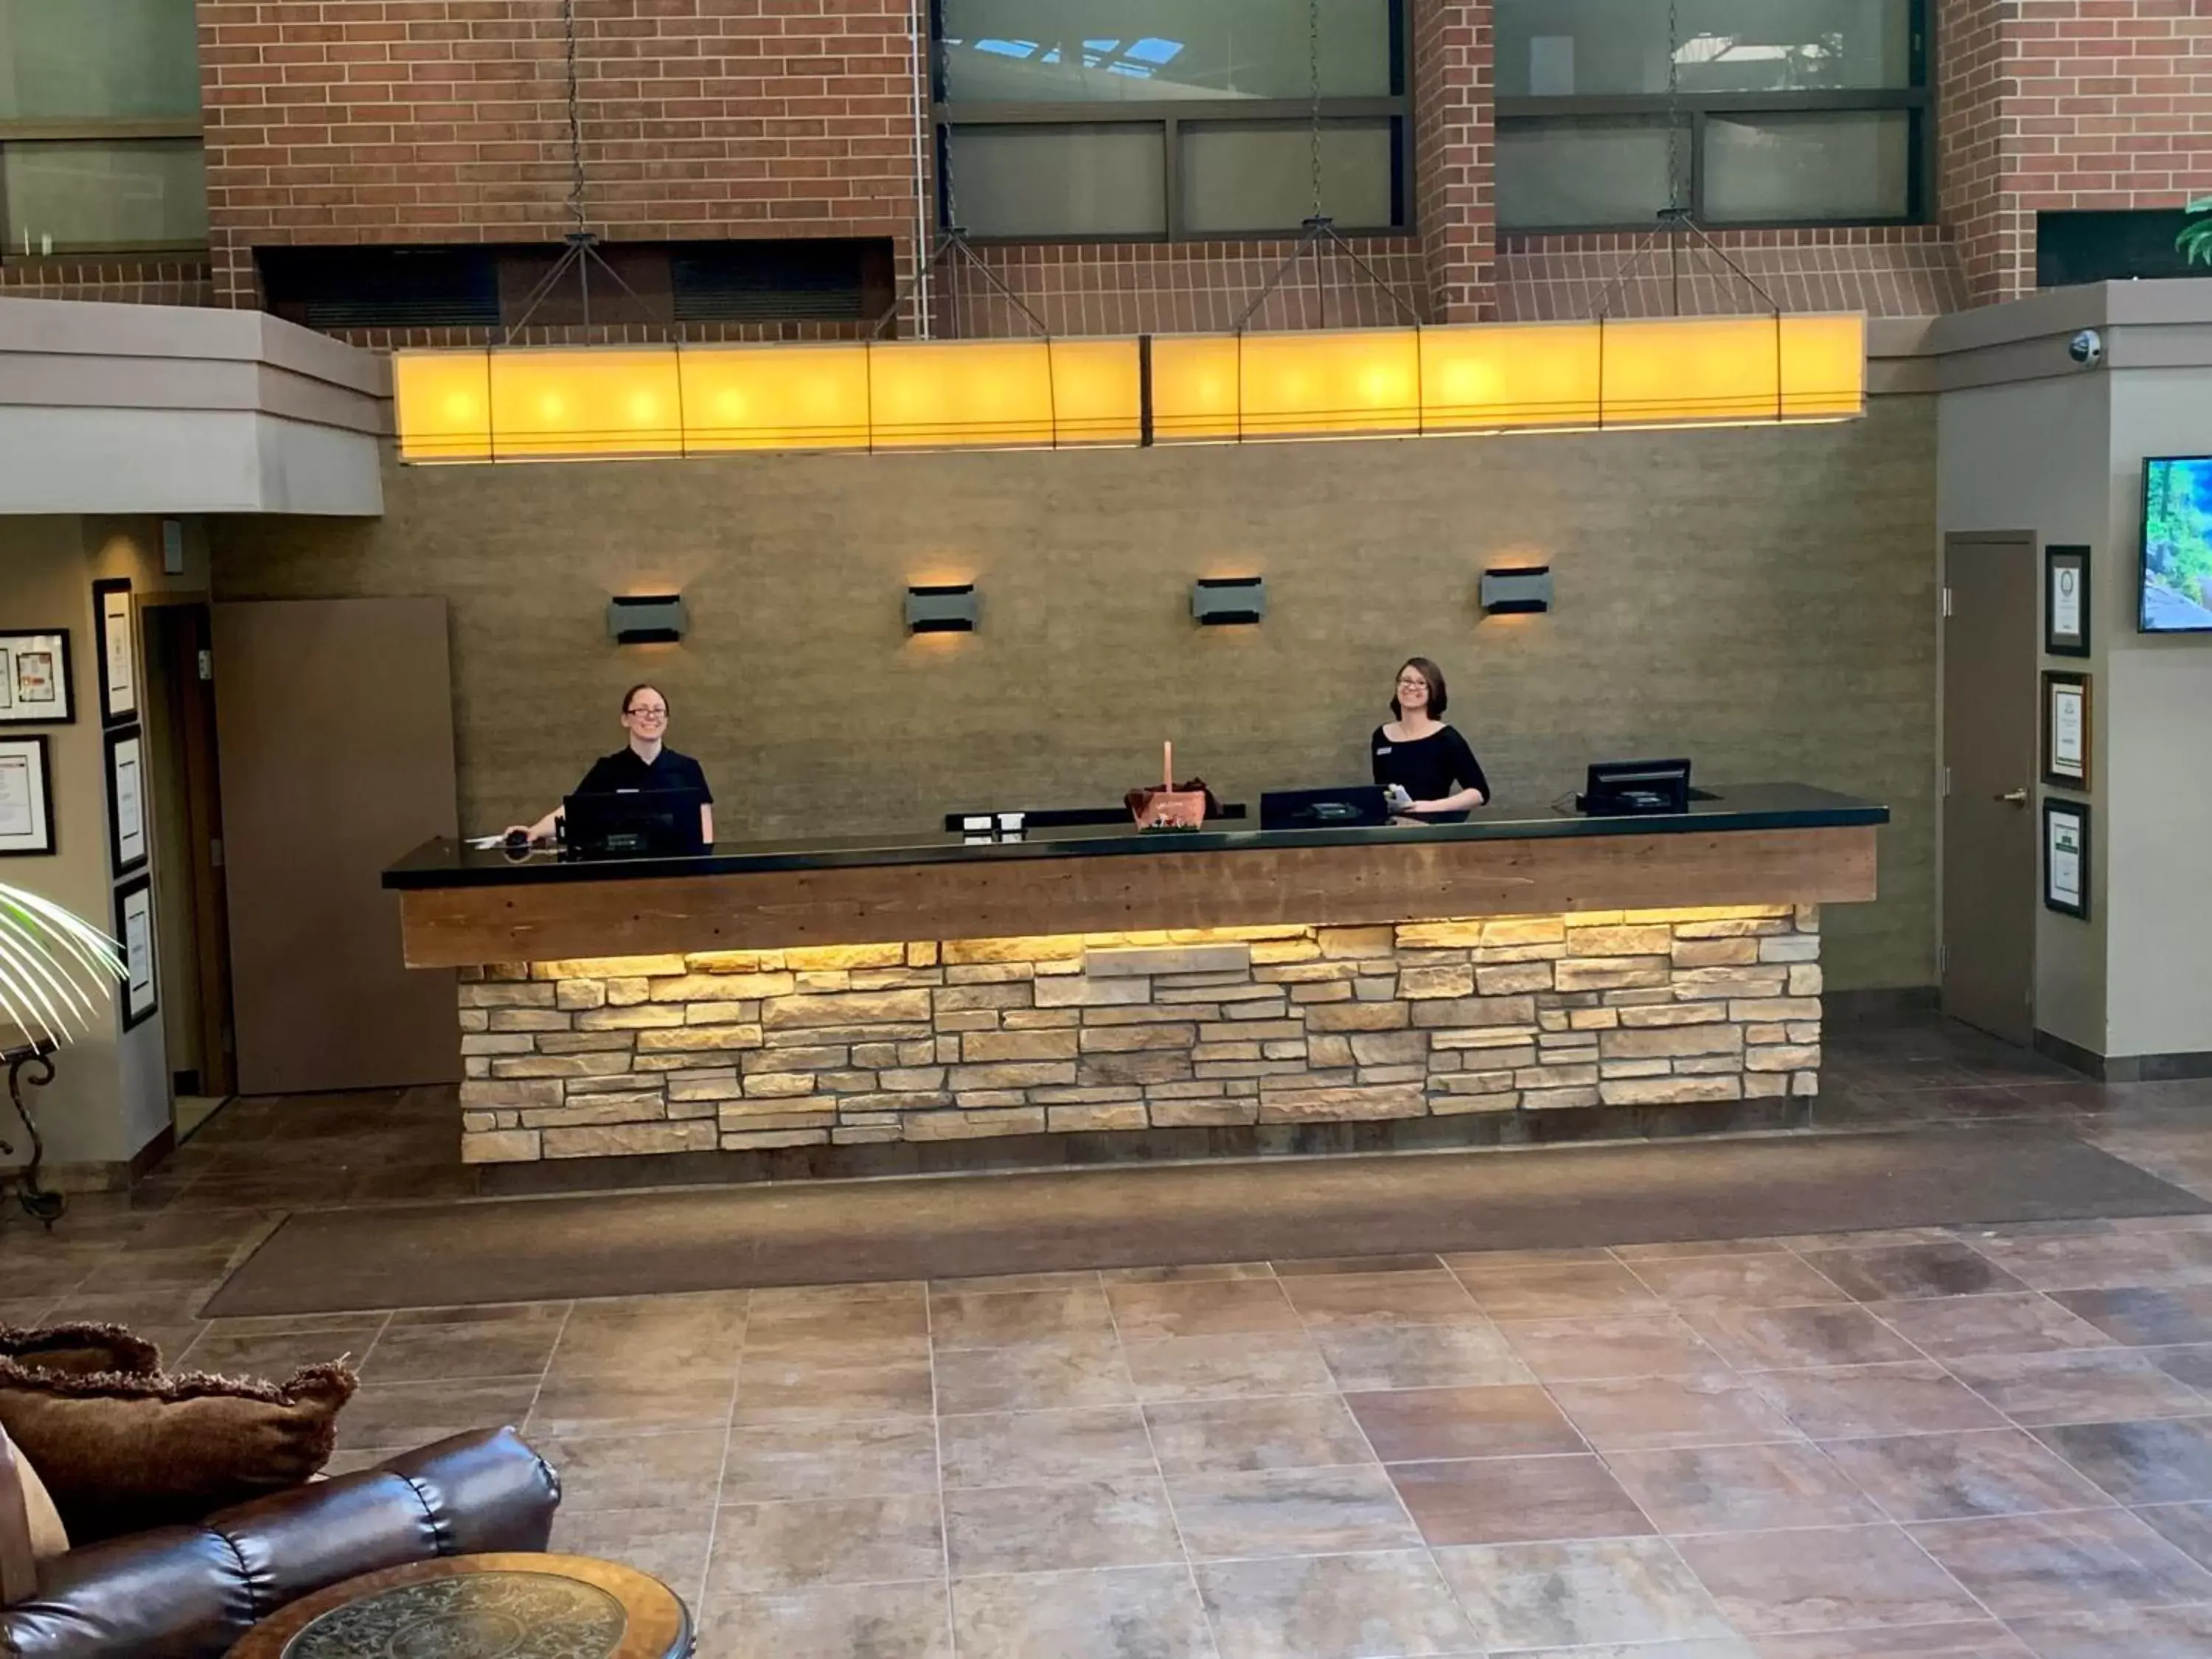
[393,316,1865,465]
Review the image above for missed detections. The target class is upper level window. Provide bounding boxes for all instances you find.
[0,0,205,257]
[932,0,1409,240]
[1493,0,1925,232]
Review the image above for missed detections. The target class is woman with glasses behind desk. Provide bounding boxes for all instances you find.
[507,684,715,850]
[1372,656,1489,822]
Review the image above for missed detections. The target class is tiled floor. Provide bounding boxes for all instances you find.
[7,1013,2212,1657]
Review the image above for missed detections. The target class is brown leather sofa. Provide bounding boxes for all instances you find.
[1,1427,560,1659]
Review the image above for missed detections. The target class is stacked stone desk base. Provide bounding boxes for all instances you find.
[456,904,1823,1167]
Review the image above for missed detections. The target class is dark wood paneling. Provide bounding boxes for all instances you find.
[397,825,1877,967]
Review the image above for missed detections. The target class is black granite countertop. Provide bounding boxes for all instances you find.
[384,783,1888,890]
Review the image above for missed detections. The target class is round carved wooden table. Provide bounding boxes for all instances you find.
[223,1554,692,1659]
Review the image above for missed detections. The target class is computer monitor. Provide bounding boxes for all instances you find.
[562,788,708,858]
[1577,759,1692,816]
[1261,785,1389,831]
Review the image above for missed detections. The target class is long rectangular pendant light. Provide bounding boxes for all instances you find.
[392,314,1865,465]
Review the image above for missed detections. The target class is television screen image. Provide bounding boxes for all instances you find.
[2142,456,2212,632]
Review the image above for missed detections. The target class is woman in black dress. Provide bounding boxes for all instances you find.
[1371,656,1489,820]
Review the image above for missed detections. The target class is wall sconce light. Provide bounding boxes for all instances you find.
[1192,576,1267,626]
[1480,566,1553,616]
[607,594,687,644]
[905,582,978,633]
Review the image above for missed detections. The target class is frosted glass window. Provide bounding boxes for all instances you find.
[947,125,1166,237]
[1703,111,1910,222]
[1180,120,1397,232]
[2,140,207,254]
[0,0,202,122]
[1495,0,1912,97]
[1497,121,1680,231]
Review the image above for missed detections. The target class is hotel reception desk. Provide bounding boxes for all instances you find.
[384,784,1885,1180]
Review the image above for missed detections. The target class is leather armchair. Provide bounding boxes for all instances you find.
[1,1427,560,1659]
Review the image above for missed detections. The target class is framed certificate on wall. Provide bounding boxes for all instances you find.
[2045,545,2090,657]
[0,630,72,726]
[106,725,147,876]
[0,735,55,857]
[2043,796,2090,919]
[94,578,138,726]
[2041,671,2090,789]
[113,873,158,1030]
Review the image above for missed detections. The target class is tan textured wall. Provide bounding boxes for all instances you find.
[210,400,1938,990]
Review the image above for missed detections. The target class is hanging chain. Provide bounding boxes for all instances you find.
[563,0,588,232]
[1663,0,1683,215]
[1308,0,1324,219]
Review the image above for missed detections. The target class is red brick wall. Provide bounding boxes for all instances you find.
[1500,228,1966,320]
[1412,0,1495,321]
[195,0,928,311]
[0,260,215,307]
[1937,0,2012,304]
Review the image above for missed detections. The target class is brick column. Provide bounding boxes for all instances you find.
[1937,0,2019,305]
[1412,0,1496,322]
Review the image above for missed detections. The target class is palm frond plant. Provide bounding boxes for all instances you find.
[2180,199,2212,268]
[0,883,126,1051]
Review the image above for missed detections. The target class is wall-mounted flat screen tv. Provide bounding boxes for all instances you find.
[2142,456,2212,633]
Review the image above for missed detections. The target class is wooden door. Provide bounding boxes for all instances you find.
[212,599,461,1093]
[1941,532,2039,1046]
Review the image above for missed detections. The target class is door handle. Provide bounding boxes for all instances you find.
[1996,788,2029,806]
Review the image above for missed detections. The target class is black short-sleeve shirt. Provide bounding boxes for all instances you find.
[1371,725,1489,811]
[574,747,713,804]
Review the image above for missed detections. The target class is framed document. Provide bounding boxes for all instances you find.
[0,735,55,857]
[93,578,138,726]
[0,630,72,726]
[113,874,158,1030]
[2045,545,2090,658]
[106,725,147,875]
[2043,796,2090,919]
[2041,671,2090,789]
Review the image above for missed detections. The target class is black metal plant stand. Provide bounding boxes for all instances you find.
[0,1034,66,1228]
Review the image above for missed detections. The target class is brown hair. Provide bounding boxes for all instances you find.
[1390,657,1448,719]
[621,684,668,716]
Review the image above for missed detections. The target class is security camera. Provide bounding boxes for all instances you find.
[2069,329,2103,368]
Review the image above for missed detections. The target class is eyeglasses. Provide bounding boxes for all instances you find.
[625,706,668,719]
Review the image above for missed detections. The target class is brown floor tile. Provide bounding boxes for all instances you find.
[549,1292,747,1375]
[1389,1452,1653,1546]
[1629,1254,1855,1310]
[1998,1604,2212,1659]
[1194,1550,1475,1659]
[1168,1465,1419,1559]
[1862,1294,2112,1360]
[1606,1441,1882,1534]
[1345,1383,1584,1462]
[1449,1259,1667,1319]
[930,1270,1102,1294]
[2132,1498,2212,1571]
[1816,1429,2112,1522]
[1612,1240,1795,1261]
[1683,1304,1925,1371]
[549,1506,717,1610]
[2034,1416,2212,1505]
[1123,1331,1336,1402]
[337,1376,544,1452]
[1907,1507,2212,1617]
[1797,1243,2030,1303]
[734,1348,935,1424]
[1750,1364,2009,1439]
[361,1303,568,1382]
[1105,1279,1303,1340]
[742,1293,930,1351]
[933,1332,1137,1414]
[1144,1392,1374,1475]
[954,1565,1216,1659]
[1273,1253,1445,1276]
[2048,1285,2212,1347]
[2146,1342,2212,1391]
[1966,1230,2212,1293]
[929,1287,1116,1350]
[1098,1262,1273,1284]
[744,1281,922,1312]
[1278,1270,1484,1331]
[937,1405,1155,1489]
[696,1582,952,1659]
[527,1366,734,1438]
[942,1477,1181,1576]
[1551,1375,1804,1453]
[1498,1315,1734,1383]
[709,1493,945,1593]
[1947,1349,2212,1427]
[176,1315,387,1379]
[719,1417,941,1503]
[1673,1525,1985,1635]
[1433,1537,1735,1651]
[525,1428,729,1512]
[1311,1321,1531,1391]
[1747,1621,2034,1655]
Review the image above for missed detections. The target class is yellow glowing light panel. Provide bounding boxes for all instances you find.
[391,315,1864,462]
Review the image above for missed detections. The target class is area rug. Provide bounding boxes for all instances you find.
[203,1126,2211,1315]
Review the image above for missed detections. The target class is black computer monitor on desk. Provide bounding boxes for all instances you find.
[1576,759,1692,816]
[562,789,708,858]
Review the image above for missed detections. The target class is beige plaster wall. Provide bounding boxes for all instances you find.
[212,403,1941,991]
